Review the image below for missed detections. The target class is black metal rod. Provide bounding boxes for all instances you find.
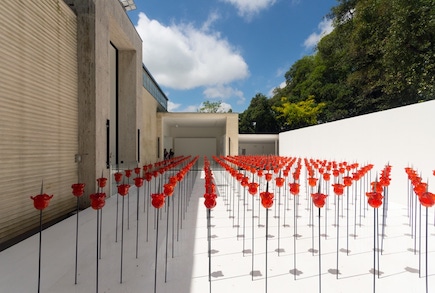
[38,210,42,293]
[336,195,340,279]
[243,187,246,255]
[325,183,329,239]
[377,208,380,278]
[277,186,281,256]
[265,208,269,293]
[164,198,170,282]
[146,184,150,242]
[172,195,175,258]
[318,207,322,293]
[120,196,124,283]
[136,186,140,259]
[419,203,422,278]
[373,208,376,293]
[354,183,358,239]
[237,184,240,236]
[127,192,130,230]
[96,209,99,293]
[154,208,160,293]
[99,209,103,260]
[208,208,212,293]
[116,193,119,243]
[293,194,297,281]
[74,197,79,284]
[311,192,314,256]
[251,194,255,281]
[346,187,349,255]
[425,207,429,293]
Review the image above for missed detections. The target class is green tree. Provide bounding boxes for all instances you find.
[239,93,280,134]
[273,0,435,125]
[273,96,325,130]
[197,100,232,113]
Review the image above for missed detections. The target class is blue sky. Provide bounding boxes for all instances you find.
[127,0,337,113]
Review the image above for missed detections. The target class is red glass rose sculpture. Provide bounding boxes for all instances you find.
[114,172,123,183]
[204,193,217,209]
[71,183,85,197]
[163,183,175,197]
[151,193,165,208]
[332,183,344,196]
[418,191,435,208]
[90,192,106,210]
[248,182,259,195]
[144,172,153,182]
[118,184,130,196]
[97,177,107,188]
[241,176,249,187]
[275,177,285,188]
[260,191,274,208]
[31,193,54,210]
[312,192,328,208]
[366,191,383,208]
[322,172,331,181]
[289,182,300,195]
[134,177,144,188]
[308,177,318,188]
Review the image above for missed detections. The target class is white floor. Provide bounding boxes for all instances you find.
[1,169,434,293]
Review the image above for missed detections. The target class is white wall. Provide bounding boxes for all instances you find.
[239,143,276,155]
[279,100,435,205]
[174,138,217,158]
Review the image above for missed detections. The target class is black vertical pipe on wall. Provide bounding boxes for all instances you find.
[228,137,231,156]
[137,129,140,163]
[106,120,110,168]
[157,137,160,158]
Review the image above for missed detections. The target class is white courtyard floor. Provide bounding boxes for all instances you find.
[1,168,434,293]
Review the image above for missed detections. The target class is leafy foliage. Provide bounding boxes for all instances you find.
[238,94,280,134]
[198,100,232,113]
[273,96,326,130]
[240,0,435,132]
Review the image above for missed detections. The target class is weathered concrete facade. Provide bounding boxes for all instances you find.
[0,0,163,247]
[0,0,239,248]
[0,0,79,247]
[157,112,239,160]
[68,0,144,205]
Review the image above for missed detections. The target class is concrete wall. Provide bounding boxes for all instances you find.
[279,100,435,206]
[239,142,276,155]
[157,112,239,158]
[226,114,239,156]
[0,0,78,246]
[0,0,157,246]
[140,88,159,164]
[72,0,143,204]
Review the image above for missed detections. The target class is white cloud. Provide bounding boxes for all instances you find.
[221,0,277,19]
[303,18,334,50]
[267,80,286,97]
[203,85,244,99]
[182,105,199,112]
[135,12,249,90]
[167,100,181,112]
[198,101,233,113]
[219,102,233,112]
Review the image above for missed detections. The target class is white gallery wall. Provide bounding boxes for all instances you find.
[279,100,435,206]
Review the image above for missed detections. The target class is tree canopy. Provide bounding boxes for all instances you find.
[239,0,435,133]
[198,100,232,113]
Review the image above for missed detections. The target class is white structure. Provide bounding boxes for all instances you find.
[279,100,435,206]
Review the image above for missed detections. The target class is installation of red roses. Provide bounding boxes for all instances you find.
[30,155,434,293]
